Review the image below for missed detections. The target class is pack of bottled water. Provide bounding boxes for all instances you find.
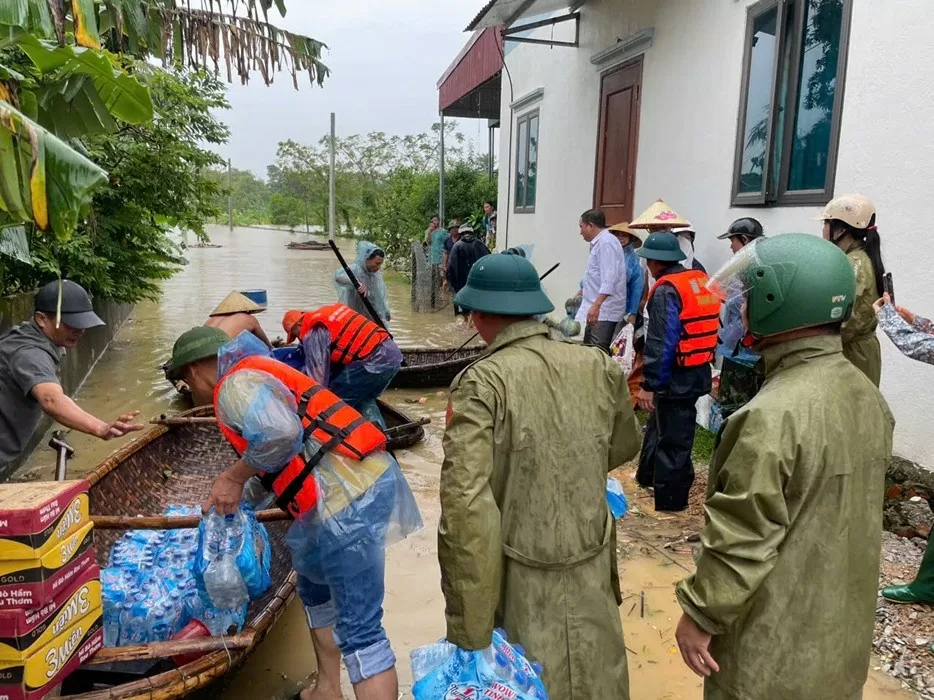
[606,477,628,519]
[411,628,548,699]
[101,505,268,648]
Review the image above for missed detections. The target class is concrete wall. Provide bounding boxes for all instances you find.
[0,292,134,478]
[495,0,934,467]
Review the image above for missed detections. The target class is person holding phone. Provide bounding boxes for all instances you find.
[815,194,887,386]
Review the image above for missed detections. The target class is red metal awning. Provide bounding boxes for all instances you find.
[437,25,503,119]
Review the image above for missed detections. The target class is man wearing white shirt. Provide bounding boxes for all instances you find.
[576,209,627,352]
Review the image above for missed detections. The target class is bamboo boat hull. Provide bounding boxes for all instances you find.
[63,401,422,698]
[391,346,486,390]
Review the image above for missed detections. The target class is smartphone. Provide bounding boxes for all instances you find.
[884,272,895,305]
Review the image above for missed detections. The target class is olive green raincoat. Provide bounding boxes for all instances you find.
[677,334,894,700]
[439,320,641,699]
[842,244,882,386]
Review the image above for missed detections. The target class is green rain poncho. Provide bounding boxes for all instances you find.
[677,334,894,700]
[438,321,642,699]
[841,243,882,386]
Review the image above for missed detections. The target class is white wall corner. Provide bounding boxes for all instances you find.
[510,87,545,111]
[590,27,655,71]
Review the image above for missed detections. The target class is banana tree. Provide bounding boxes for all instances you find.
[0,0,327,245]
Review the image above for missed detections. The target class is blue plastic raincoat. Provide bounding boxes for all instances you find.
[215,332,423,584]
[334,241,391,325]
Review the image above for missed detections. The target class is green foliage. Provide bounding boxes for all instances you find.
[0,0,324,246]
[1,68,229,302]
[266,124,497,262]
[205,167,271,226]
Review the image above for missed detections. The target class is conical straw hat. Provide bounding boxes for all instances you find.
[210,291,265,317]
[608,222,647,242]
[629,199,690,229]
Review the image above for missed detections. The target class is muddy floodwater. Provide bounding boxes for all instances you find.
[17,226,914,699]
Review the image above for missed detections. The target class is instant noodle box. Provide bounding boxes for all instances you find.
[0,522,95,610]
[0,563,101,661]
[0,606,103,700]
[0,481,90,562]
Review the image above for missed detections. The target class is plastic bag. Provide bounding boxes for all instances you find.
[196,508,272,601]
[609,324,634,374]
[287,452,423,584]
[412,628,548,699]
[606,477,628,519]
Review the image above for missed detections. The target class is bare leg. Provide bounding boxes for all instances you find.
[300,626,343,700]
[352,668,398,700]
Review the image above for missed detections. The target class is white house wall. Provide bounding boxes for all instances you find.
[495,0,934,467]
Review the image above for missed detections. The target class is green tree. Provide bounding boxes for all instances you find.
[0,0,327,251]
[206,167,272,226]
[1,67,229,301]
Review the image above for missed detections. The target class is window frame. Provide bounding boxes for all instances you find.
[730,0,853,208]
[514,108,540,214]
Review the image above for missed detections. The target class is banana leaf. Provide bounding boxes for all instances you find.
[70,0,100,49]
[17,36,153,125]
[0,101,107,240]
[0,224,31,264]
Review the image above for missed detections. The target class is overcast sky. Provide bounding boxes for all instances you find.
[215,0,484,177]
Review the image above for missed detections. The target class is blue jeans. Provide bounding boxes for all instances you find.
[296,557,394,684]
[291,463,403,684]
[330,361,400,430]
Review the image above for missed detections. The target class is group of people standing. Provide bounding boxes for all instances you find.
[423,202,496,319]
[434,193,913,699]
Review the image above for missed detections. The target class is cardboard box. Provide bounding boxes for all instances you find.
[0,482,89,562]
[0,607,103,700]
[0,564,101,661]
[0,522,95,610]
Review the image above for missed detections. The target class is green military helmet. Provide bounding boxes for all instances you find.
[708,233,856,338]
[454,253,554,316]
[164,326,230,380]
[635,232,687,262]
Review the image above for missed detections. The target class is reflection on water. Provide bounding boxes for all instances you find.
[18,225,471,479]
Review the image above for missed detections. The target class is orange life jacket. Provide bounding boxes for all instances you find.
[649,269,722,368]
[213,355,387,518]
[297,304,389,366]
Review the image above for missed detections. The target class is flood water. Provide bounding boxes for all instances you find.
[18,225,466,480]
[16,226,915,699]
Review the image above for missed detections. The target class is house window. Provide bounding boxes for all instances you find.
[731,0,852,206]
[514,110,539,213]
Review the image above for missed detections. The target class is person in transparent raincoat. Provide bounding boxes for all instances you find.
[203,332,422,700]
[334,241,391,325]
[281,306,403,429]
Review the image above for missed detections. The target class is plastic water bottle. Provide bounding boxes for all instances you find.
[120,592,152,645]
[478,645,515,685]
[101,568,130,647]
[410,641,457,682]
[606,477,628,519]
[202,515,249,611]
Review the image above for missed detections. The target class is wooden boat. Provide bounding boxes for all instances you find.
[391,346,486,389]
[285,240,329,251]
[61,407,290,699]
[60,401,424,698]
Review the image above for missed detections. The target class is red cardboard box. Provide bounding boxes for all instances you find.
[0,482,90,561]
[0,564,101,660]
[0,522,95,610]
[0,607,103,700]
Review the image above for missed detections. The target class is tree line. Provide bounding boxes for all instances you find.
[210,125,498,262]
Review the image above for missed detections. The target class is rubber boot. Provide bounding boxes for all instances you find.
[882,538,934,604]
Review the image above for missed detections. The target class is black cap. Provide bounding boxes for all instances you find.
[718,217,764,240]
[34,280,105,330]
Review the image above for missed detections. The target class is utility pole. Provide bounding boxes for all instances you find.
[439,114,445,224]
[227,158,233,231]
[329,113,336,240]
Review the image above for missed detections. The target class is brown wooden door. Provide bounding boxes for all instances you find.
[594,57,643,226]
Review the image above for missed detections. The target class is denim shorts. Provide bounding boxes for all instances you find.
[296,552,395,684]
